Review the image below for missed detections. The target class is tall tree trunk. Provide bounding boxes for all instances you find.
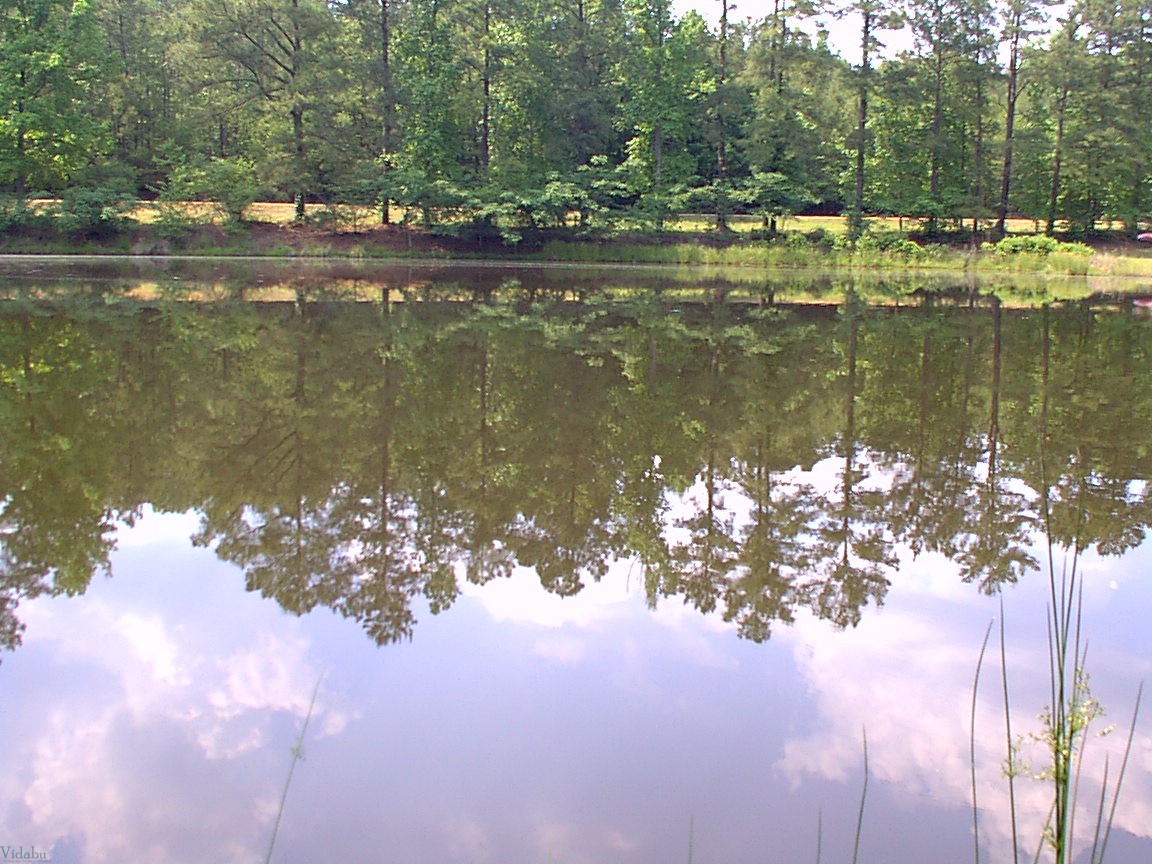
[715,0,730,231]
[290,0,306,222]
[653,124,665,228]
[840,297,860,567]
[930,46,945,228]
[1045,81,1069,235]
[292,104,307,221]
[995,12,1023,238]
[988,295,1002,485]
[480,0,491,174]
[14,74,27,196]
[973,76,985,234]
[850,6,873,240]
[379,0,395,223]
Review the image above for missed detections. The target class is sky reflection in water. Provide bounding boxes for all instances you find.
[3,501,1150,864]
[1,283,1152,863]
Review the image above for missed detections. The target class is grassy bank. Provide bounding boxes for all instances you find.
[5,201,1152,282]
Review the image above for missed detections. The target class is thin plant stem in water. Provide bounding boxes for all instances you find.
[1087,758,1111,863]
[1033,802,1054,864]
[1000,597,1019,864]
[264,673,323,864]
[1092,682,1143,864]
[1031,453,1142,864]
[852,727,868,864]
[815,807,822,864]
[1067,644,1096,864]
[1044,550,1090,864]
[971,620,994,864]
[1037,445,1086,864]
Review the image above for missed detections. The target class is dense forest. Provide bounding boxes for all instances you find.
[2,0,1151,235]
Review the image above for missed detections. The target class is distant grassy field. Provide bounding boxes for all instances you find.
[129,200,380,225]
[127,201,1049,237]
[12,193,1137,237]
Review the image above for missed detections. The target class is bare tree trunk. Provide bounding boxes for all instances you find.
[715,0,730,231]
[291,0,307,222]
[850,7,874,240]
[292,104,307,221]
[1045,82,1068,235]
[480,0,491,174]
[929,46,944,228]
[995,13,1022,238]
[379,0,395,223]
[1045,18,1080,235]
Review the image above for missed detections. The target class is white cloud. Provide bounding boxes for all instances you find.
[116,612,183,686]
[0,511,344,862]
[534,634,588,664]
[460,562,639,629]
[112,507,201,549]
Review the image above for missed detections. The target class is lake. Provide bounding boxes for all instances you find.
[1,260,1150,864]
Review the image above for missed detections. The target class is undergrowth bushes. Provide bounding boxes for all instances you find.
[979,235,1095,276]
[982,234,1093,257]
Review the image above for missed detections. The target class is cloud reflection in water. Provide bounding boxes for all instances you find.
[1,506,1150,864]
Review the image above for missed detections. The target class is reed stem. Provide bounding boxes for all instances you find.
[264,673,323,864]
[851,727,868,864]
[971,620,994,864]
[1000,597,1020,864]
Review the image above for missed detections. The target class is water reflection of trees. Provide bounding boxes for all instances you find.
[2,293,1150,654]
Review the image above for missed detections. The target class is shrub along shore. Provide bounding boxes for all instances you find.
[3,200,1152,281]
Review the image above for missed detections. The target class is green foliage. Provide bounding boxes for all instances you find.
[982,235,1093,257]
[802,227,836,250]
[739,170,813,228]
[151,202,207,243]
[162,158,260,223]
[57,186,138,236]
[0,198,52,232]
[676,180,744,230]
[0,0,108,191]
[2,0,1151,240]
[532,180,587,228]
[855,230,926,259]
[6,291,1151,663]
[301,204,367,232]
[574,156,632,224]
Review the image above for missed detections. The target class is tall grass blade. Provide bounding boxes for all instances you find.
[1093,681,1144,863]
[1000,597,1020,864]
[852,727,868,864]
[1032,803,1054,864]
[1067,636,1093,864]
[1087,757,1111,863]
[1039,448,1089,864]
[971,620,994,864]
[264,673,323,864]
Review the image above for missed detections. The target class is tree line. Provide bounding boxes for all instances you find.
[2,0,1151,235]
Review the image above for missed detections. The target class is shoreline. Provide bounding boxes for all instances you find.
[3,217,1152,284]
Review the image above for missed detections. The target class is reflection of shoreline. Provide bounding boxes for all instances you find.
[3,296,1152,659]
[0,256,1113,304]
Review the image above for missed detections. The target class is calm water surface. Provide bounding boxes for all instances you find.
[1,263,1150,863]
